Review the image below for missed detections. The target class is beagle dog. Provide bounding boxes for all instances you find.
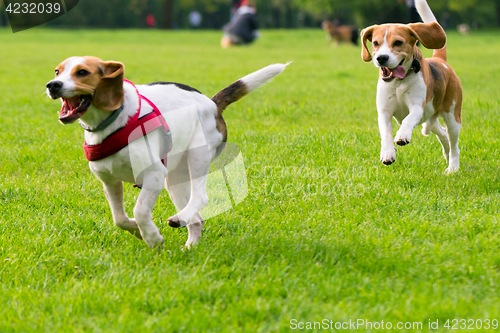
[361,0,462,173]
[46,56,287,249]
[322,20,358,46]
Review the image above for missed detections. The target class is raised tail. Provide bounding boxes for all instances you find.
[211,63,289,113]
[415,0,447,61]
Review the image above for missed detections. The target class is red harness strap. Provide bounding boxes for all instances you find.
[83,79,171,166]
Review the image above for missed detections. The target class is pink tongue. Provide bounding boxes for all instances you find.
[392,66,406,79]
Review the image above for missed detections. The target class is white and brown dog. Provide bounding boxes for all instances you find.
[322,20,358,47]
[361,0,462,173]
[46,56,287,249]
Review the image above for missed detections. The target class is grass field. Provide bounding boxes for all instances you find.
[1,27,500,332]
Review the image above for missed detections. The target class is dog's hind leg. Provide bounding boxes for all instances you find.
[422,114,450,163]
[102,180,142,240]
[167,146,211,233]
[433,120,451,163]
[165,157,204,248]
[421,117,433,136]
[441,109,461,173]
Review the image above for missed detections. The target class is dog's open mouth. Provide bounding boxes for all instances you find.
[59,95,92,124]
[381,59,406,82]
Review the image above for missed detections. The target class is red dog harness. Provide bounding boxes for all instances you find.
[83,79,171,166]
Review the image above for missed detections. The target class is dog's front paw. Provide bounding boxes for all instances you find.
[394,130,412,146]
[167,215,187,228]
[380,147,396,165]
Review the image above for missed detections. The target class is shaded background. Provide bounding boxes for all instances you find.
[0,0,499,30]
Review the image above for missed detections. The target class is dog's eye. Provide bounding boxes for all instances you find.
[55,70,59,76]
[373,41,379,47]
[77,69,90,77]
[393,40,403,47]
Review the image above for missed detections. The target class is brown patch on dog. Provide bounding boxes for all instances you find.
[215,112,227,143]
[88,59,124,111]
[432,46,447,62]
[210,79,249,158]
[418,53,462,124]
[211,80,248,143]
[360,26,376,62]
[211,80,248,113]
[407,22,446,50]
[54,56,125,111]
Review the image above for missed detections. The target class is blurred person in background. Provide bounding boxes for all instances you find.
[189,10,202,29]
[221,0,259,48]
[442,11,450,30]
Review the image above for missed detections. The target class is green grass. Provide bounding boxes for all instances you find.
[1,27,500,332]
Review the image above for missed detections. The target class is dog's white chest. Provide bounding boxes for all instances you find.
[392,89,409,125]
[377,73,428,125]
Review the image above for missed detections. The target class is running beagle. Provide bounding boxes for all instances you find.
[361,0,462,173]
[46,56,287,249]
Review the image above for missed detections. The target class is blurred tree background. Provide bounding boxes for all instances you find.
[0,0,498,29]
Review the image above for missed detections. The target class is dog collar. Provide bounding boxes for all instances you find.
[404,57,421,77]
[410,57,421,74]
[79,103,125,132]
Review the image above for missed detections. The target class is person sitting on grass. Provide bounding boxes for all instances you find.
[221,0,259,48]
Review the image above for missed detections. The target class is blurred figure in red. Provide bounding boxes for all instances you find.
[146,13,156,28]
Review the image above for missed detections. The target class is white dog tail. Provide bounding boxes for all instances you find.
[415,0,447,61]
[415,0,437,23]
[212,63,290,112]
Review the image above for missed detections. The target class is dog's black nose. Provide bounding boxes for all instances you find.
[377,55,389,65]
[46,80,63,94]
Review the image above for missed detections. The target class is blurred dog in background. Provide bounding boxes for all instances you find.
[322,20,359,46]
[457,23,471,35]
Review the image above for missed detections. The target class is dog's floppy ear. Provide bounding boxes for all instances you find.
[92,61,125,111]
[361,25,376,62]
[407,22,446,49]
